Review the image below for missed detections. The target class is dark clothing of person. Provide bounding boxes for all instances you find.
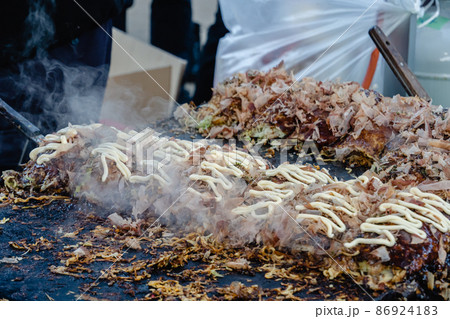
[0,0,132,67]
[113,10,128,32]
[0,1,132,172]
[150,0,199,103]
[193,8,228,105]
[0,21,113,172]
[150,0,193,62]
[150,1,228,104]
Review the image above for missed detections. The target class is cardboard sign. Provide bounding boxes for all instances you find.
[101,28,186,130]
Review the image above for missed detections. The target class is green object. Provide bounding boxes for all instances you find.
[198,116,212,130]
[418,15,450,30]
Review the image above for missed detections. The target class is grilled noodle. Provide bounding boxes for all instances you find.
[2,65,450,297]
[12,124,449,251]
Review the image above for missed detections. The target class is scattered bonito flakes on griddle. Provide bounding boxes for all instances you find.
[1,117,448,298]
[1,64,449,299]
[176,63,450,190]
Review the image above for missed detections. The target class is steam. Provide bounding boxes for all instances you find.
[147,162,311,250]
[15,58,109,134]
[13,2,325,250]
[9,0,112,137]
[61,131,319,252]
[24,0,56,58]
[13,0,168,137]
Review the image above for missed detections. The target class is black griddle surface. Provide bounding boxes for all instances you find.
[0,201,375,301]
[0,118,439,301]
